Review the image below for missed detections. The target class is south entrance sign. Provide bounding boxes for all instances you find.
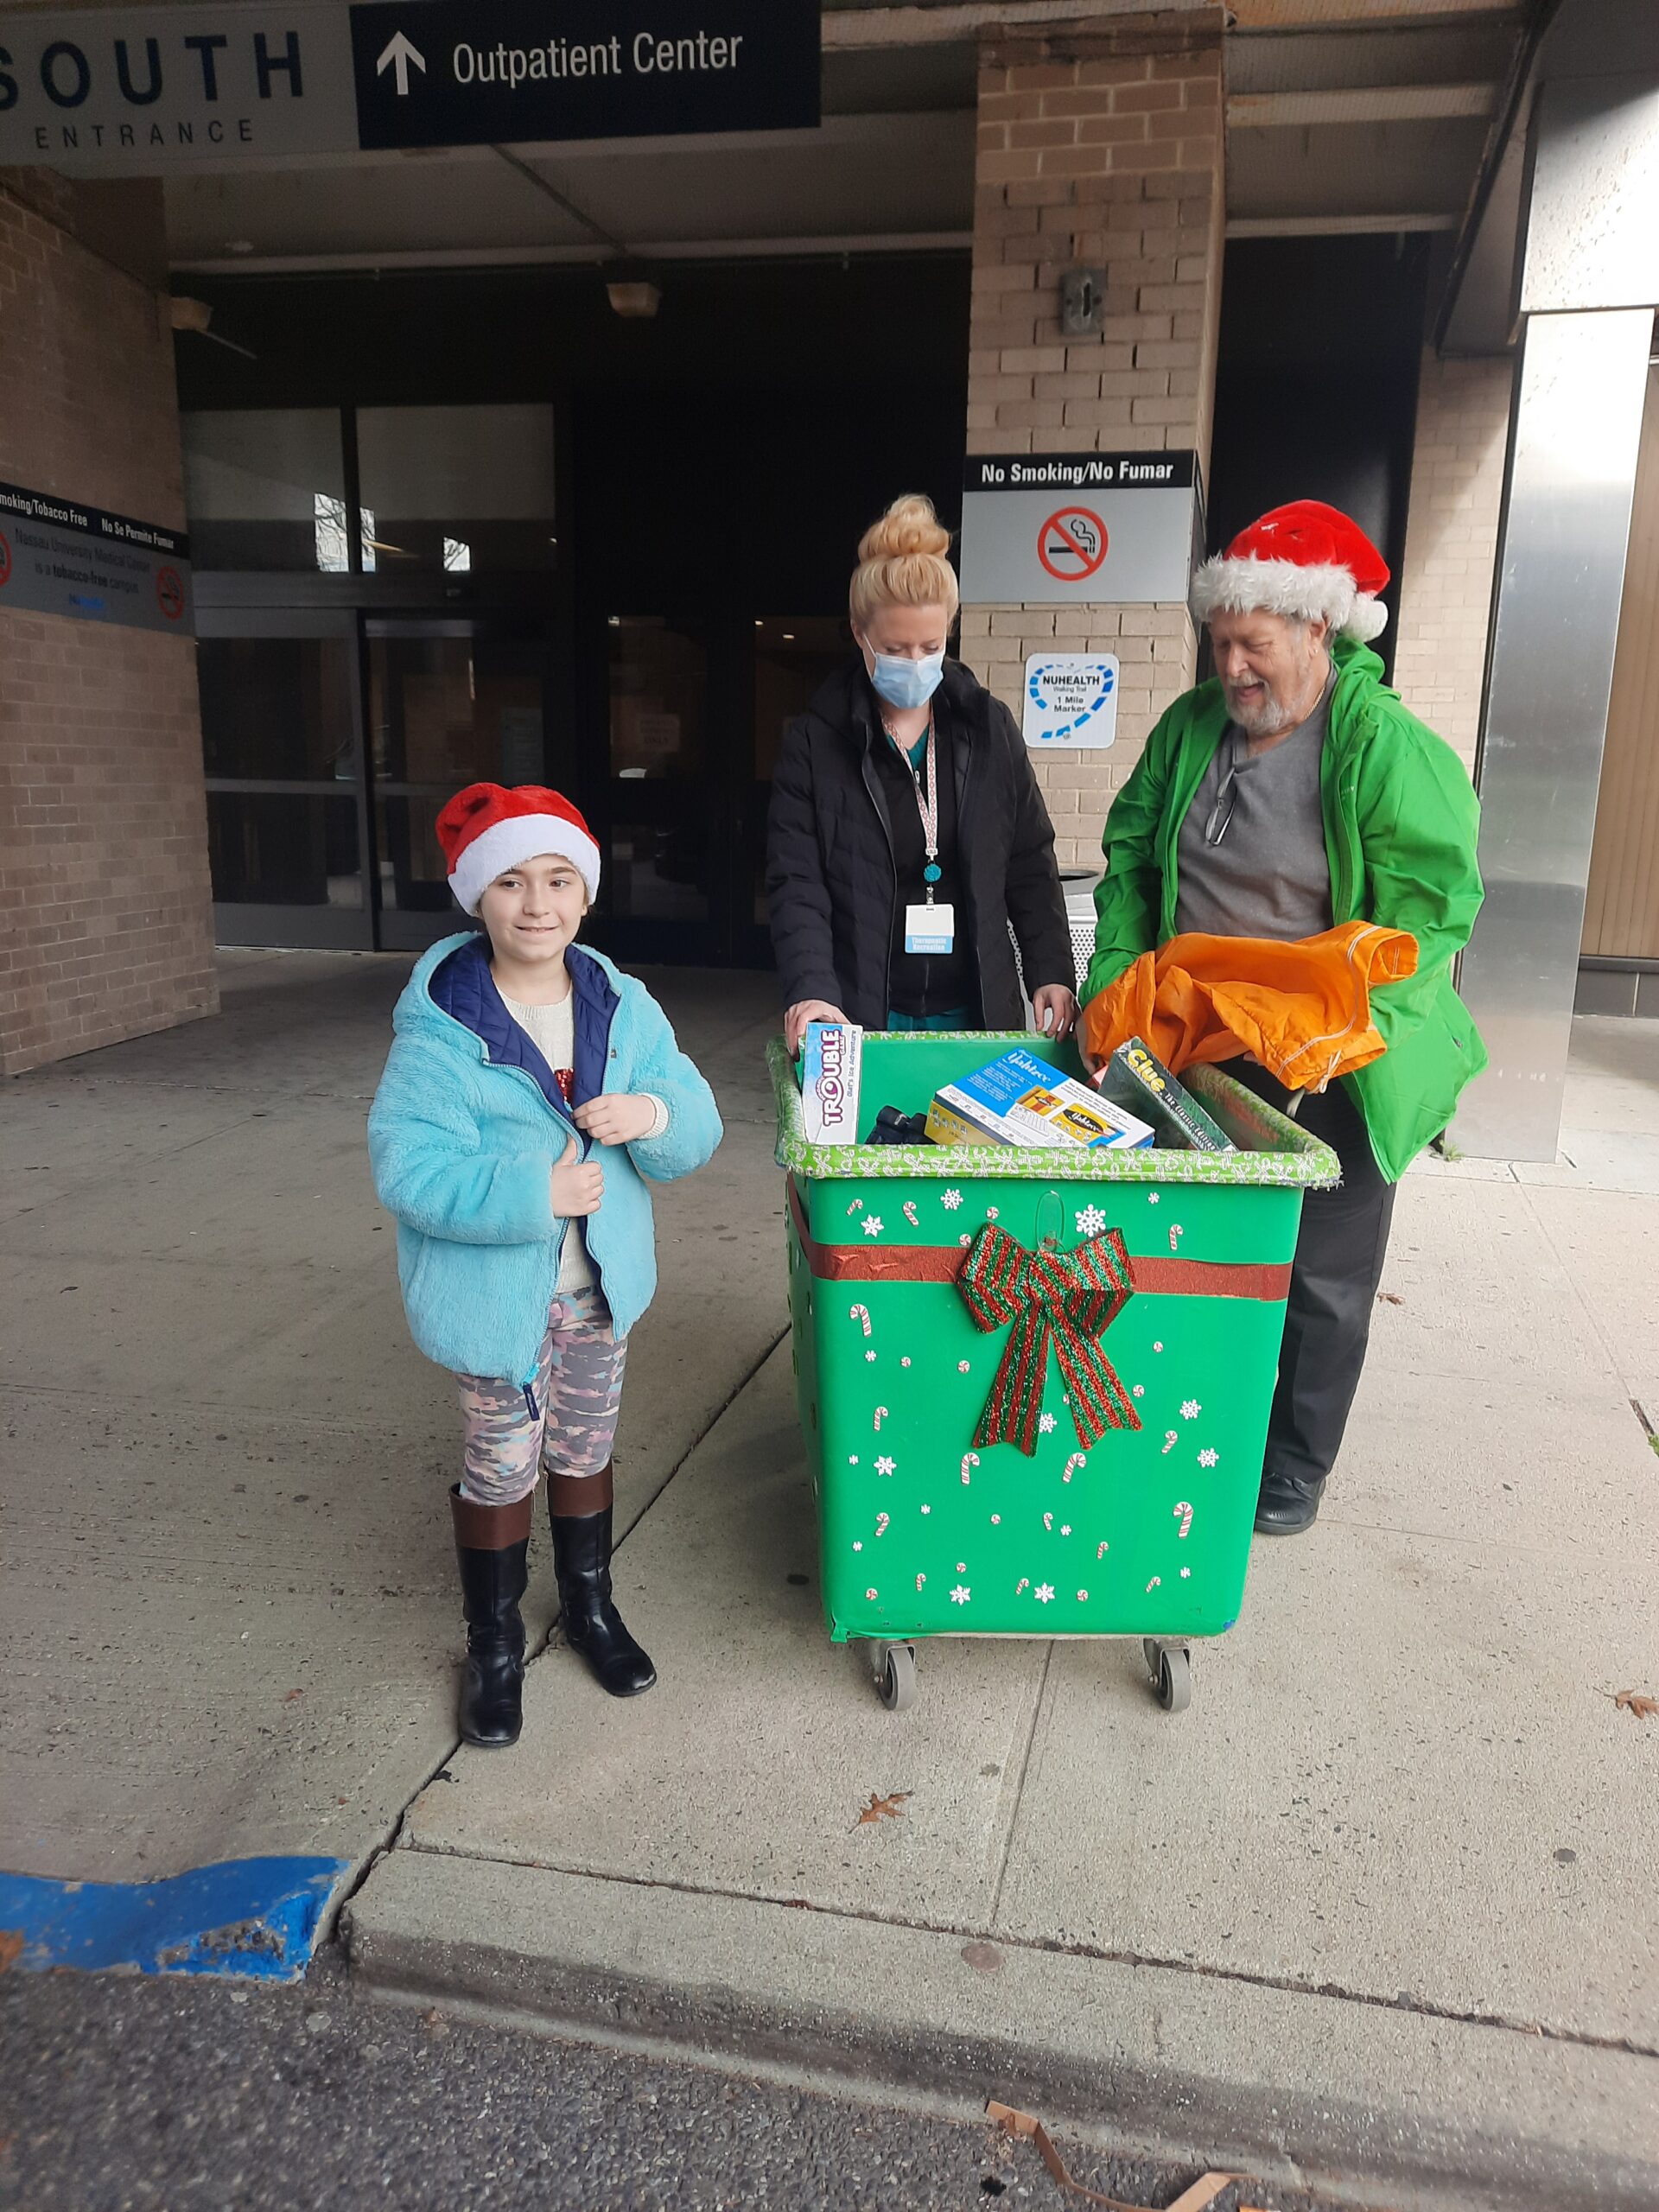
[0,0,820,172]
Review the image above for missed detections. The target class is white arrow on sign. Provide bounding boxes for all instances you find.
[376,31,427,96]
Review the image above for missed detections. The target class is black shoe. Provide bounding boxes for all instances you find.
[1254,1469,1326,1536]
[450,1487,532,1746]
[549,1463,656,1698]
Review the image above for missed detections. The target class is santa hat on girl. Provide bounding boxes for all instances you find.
[1190,499,1390,643]
[435,783,601,915]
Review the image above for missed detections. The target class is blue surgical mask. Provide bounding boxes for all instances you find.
[868,647,945,710]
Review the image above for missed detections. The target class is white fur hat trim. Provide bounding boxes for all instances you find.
[1190,555,1388,641]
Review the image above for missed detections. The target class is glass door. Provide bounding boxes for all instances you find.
[197,608,372,950]
[367,617,560,952]
[742,616,849,966]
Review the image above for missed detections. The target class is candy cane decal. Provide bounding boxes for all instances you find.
[1063,1453,1086,1484]
[1173,1501,1193,1540]
[1168,1224,1184,1253]
[1016,1578,1029,1595]
[1096,1540,1109,1558]
[1146,1575,1161,1592]
[849,1303,871,1338]
[902,1199,919,1227]
[960,1452,979,1485]
[874,1513,890,1538]
[1161,1430,1178,1455]
[874,1406,889,1431]
[847,1199,865,1217]
[1043,1511,1053,1531]
[916,1573,926,1591]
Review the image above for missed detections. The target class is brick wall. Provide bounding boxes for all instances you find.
[0,172,217,1077]
[1391,346,1514,780]
[958,10,1225,877]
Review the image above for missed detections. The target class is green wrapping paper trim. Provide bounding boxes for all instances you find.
[767,1034,1342,1188]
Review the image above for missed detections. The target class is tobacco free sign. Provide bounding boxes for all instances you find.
[0,479,193,633]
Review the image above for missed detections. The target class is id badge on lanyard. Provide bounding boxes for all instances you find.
[898,717,955,953]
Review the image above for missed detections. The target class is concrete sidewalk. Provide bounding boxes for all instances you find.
[345,1017,1659,2210]
[5,962,1657,2207]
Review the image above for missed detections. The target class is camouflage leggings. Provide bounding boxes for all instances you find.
[455,1287,630,1508]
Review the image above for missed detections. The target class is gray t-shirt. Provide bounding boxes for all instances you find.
[1173,671,1335,943]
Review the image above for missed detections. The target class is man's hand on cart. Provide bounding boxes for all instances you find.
[785,999,849,1054]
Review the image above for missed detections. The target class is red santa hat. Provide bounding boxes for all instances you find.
[435,783,601,916]
[1191,499,1390,643]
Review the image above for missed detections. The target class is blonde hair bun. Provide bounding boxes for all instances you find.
[857,493,952,565]
[850,493,960,628]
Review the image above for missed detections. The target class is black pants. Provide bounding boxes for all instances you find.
[1231,1065,1396,1491]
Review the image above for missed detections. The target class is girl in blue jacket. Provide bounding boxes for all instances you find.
[369,783,722,1747]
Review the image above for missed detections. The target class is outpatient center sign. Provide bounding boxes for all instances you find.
[0,0,819,172]
[958,453,1202,607]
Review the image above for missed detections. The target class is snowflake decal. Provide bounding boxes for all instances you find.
[874,1454,896,1476]
[941,1189,963,1211]
[1180,1399,1201,1420]
[950,1585,971,1605]
[920,1504,931,1515]
[1059,1524,1072,1536]
[853,1541,863,1552]
[861,1215,884,1238]
[1147,1192,1160,1205]
[1033,1583,1056,1605]
[848,1454,859,1465]
[865,1351,878,1363]
[1179,1567,1192,1579]
[1075,1204,1107,1238]
[1038,1412,1058,1434]
[1197,1447,1219,1468]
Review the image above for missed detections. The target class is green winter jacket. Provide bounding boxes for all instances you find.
[1083,635,1486,1182]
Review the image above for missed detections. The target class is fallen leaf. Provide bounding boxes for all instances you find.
[0,1932,22,1974]
[1614,1688,1657,1719]
[283,1688,305,1703]
[853,1790,911,1828]
[987,2101,1236,2210]
[1376,1291,1405,1306]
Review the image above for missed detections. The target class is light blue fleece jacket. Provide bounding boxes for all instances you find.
[368,931,722,1385]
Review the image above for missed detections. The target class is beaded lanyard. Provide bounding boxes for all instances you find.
[885,714,943,905]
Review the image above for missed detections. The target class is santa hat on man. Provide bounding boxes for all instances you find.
[1190,499,1390,644]
[435,783,602,915]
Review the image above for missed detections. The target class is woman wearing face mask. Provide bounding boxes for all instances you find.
[766,494,1077,1053]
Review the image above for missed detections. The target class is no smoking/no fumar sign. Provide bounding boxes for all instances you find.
[1037,507,1109,582]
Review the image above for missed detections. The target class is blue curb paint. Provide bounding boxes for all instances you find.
[0,1856,348,1981]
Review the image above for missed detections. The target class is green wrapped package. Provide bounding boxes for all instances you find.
[772,1031,1338,1678]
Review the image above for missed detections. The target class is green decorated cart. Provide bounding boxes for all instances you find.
[771,1031,1339,1713]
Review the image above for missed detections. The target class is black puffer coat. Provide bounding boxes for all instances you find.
[765,656,1074,1028]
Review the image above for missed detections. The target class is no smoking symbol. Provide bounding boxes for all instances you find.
[1037,507,1109,583]
[156,567,186,621]
[0,530,11,588]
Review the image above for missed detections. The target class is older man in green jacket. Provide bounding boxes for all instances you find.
[1084,500,1485,1535]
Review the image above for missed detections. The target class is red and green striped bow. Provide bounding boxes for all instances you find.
[957,1224,1142,1458]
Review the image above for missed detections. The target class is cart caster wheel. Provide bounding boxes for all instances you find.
[874,1642,917,1713]
[1152,1643,1191,1714]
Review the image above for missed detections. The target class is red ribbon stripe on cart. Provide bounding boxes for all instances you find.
[785,1177,1292,1304]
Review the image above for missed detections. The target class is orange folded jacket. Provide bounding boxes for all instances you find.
[1079,921,1419,1094]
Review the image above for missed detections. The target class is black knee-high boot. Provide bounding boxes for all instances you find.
[548,1463,656,1698]
[450,1487,533,1746]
